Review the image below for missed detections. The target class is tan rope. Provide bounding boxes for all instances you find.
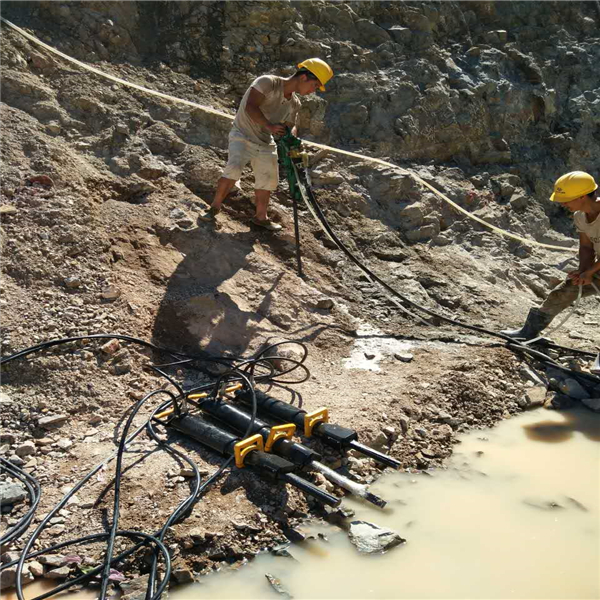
[2,17,576,253]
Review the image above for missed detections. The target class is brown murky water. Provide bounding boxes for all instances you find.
[173,407,600,600]
[5,408,599,600]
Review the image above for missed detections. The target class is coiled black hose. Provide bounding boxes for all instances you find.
[0,457,41,545]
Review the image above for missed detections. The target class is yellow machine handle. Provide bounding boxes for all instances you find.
[155,383,244,420]
[234,434,264,468]
[265,423,296,452]
[188,382,243,401]
[304,408,329,437]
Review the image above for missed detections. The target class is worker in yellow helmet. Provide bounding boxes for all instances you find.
[502,171,600,339]
[199,58,334,231]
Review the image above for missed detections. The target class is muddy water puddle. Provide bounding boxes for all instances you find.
[5,408,598,600]
[174,407,599,599]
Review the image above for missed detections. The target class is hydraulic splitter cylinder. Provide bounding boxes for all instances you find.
[235,390,402,470]
[197,399,320,466]
[198,399,387,508]
[168,413,340,507]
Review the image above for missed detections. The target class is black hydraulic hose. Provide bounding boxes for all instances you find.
[4,355,265,599]
[144,368,258,598]
[294,162,600,381]
[506,343,600,385]
[11,531,170,600]
[12,393,177,600]
[534,340,597,359]
[0,333,236,367]
[98,390,176,600]
[0,457,41,545]
[252,341,311,384]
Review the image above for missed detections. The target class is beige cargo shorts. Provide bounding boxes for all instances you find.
[222,129,278,191]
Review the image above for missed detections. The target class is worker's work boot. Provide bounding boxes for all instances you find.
[251,217,282,232]
[500,308,554,340]
[198,206,220,223]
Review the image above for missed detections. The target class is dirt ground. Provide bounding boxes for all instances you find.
[1,11,599,594]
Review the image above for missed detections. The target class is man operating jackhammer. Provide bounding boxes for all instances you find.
[502,171,600,340]
[199,58,334,232]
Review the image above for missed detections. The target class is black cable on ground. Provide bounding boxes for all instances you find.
[12,531,171,600]
[10,393,176,600]
[506,342,600,386]
[6,350,273,600]
[98,390,178,600]
[534,340,597,359]
[0,457,41,545]
[144,367,260,598]
[0,333,237,367]
[297,165,600,387]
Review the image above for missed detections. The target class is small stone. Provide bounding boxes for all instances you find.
[27,174,54,187]
[394,353,413,363]
[0,565,17,588]
[46,122,61,135]
[525,385,547,408]
[28,561,44,577]
[371,431,389,449]
[64,277,81,289]
[581,398,600,413]
[35,437,54,446]
[0,482,27,504]
[56,439,73,450]
[15,441,36,457]
[0,431,16,444]
[110,362,131,375]
[421,446,438,458]
[100,339,120,355]
[316,298,334,310]
[172,567,194,583]
[38,415,69,429]
[45,566,71,579]
[39,555,65,567]
[558,378,590,400]
[100,285,121,300]
[519,366,544,385]
[265,573,292,599]
[399,416,410,433]
[9,455,25,467]
[348,520,405,554]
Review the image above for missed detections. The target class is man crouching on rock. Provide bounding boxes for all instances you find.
[502,171,600,340]
[199,58,333,232]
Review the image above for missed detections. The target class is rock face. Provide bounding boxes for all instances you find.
[348,520,406,554]
[2,0,599,178]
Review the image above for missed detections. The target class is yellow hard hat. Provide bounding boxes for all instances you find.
[550,171,598,202]
[297,58,333,92]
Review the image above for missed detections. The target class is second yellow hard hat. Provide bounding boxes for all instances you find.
[550,171,598,202]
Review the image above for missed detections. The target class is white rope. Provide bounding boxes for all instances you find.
[1,17,578,254]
